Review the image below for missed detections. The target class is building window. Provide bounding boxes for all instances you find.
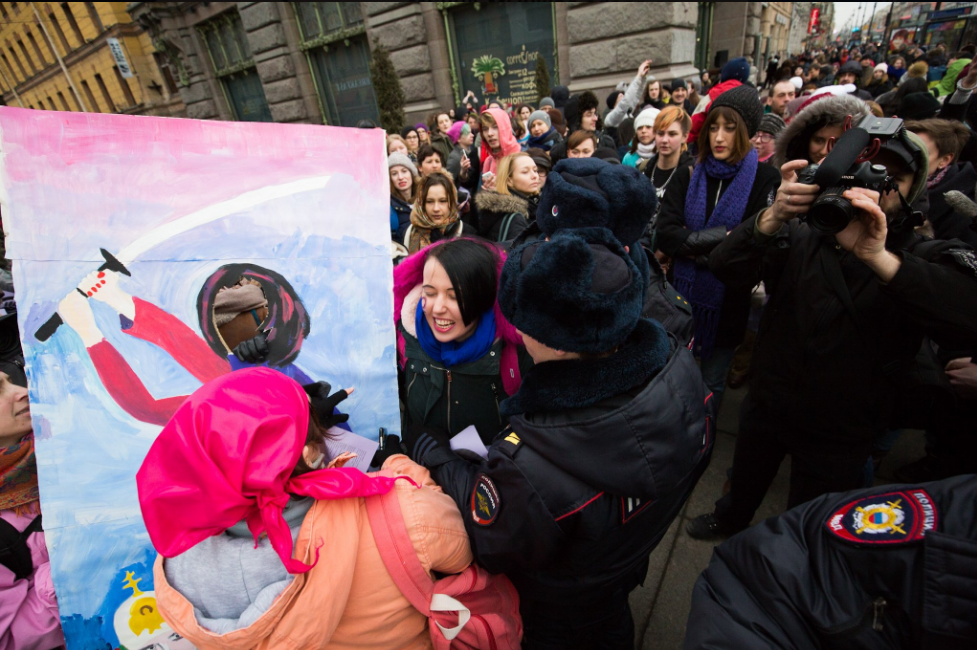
[56,90,71,111]
[94,73,116,112]
[197,11,272,122]
[84,2,104,33]
[26,29,47,68]
[113,66,137,107]
[444,3,556,107]
[16,39,37,74]
[49,12,71,55]
[154,51,179,94]
[60,3,85,46]
[294,2,377,126]
[80,79,100,112]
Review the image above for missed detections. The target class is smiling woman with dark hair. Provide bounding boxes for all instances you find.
[393,238,531,444]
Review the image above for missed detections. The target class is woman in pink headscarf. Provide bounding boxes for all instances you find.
[478,107,521,189]
[139,368,472,649]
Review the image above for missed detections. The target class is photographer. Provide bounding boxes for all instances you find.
[687,122,977,540]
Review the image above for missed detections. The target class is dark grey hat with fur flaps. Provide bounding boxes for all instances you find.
[537,158,657,247]
[499,228,644,354]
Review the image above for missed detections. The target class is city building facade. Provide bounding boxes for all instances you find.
[126,2,701,126]
[0,1,184,116]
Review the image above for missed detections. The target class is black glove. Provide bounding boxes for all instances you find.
[403,424,451,464]
[371,435,404,468]
[232,331,270,363]
[676,225,727,257]
[303,381,350,429]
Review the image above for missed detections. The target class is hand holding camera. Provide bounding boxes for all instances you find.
[758,160,821,235]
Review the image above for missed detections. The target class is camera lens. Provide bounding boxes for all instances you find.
[808,188,854,234]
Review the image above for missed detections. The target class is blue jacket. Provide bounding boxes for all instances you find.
[390,195,412,245]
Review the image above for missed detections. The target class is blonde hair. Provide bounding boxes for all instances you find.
[496,152,534,196]
[386,134,408,154]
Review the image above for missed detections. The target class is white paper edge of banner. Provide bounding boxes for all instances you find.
[449,425,489,459]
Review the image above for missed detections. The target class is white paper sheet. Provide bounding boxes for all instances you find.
[450,425,490,460]
[325,427,380,472]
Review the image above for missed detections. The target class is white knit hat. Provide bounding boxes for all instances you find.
[634,107,660,130]
[790,76,803,90]
[874,62,889,73]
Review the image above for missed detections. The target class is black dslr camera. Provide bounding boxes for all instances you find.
[796,116,906,234]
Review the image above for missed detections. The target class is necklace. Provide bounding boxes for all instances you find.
[654,163,679,199]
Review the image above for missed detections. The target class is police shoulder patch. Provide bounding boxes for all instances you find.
[825,488,938,545]
[471,474,500,526]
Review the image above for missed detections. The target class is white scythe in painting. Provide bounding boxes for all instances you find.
[35,175,332,341]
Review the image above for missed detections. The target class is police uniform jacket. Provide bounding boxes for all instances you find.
[709,212,977,442]
[686,474,977,649]
[418,319,714,615]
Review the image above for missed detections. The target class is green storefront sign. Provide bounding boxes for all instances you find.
[447,3,556,106]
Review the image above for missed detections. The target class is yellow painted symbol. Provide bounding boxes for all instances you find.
[129,597,164,636]
[477,491,491,517]
[505,432,520,445]
[122,572,143,597]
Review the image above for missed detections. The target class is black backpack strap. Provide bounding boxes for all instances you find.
[0,514,40,582]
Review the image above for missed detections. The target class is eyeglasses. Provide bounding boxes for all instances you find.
[752,133,774,143]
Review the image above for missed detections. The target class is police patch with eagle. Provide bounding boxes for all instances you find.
[825,488,938,545]
[472,474,500,526]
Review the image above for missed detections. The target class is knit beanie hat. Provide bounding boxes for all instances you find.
[446,121,468,144]
[758,113,786,137]
[539,97,556,109]
[550,85,570,109]
[671,78,688,91]
[213,280,268,327]
[874,62,889,73]
[498,228,645,354]
[721,57,751,83]
[790,76,803,90]
[528,110,551,129]
[606,90,625,109]
[400,125,417,139]
[388,152,418,176]
[536,158,657,247]
[839,59,864,77]
[709,84,763,137]
[633,107,660,130]
[898,92,941,121]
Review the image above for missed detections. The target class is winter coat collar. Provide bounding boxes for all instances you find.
[475,190,530,217]
[502,318,670,417]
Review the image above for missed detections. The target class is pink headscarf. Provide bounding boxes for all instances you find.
[479,107,521,174]
[137,367,410,574]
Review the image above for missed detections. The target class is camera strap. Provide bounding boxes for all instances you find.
[895,190,924,229]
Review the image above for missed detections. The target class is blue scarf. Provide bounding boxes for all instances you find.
[526,128,557,152]
[674,148,758,359]
[415,300,497,367]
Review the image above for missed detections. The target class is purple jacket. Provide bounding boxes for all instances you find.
[0,508,64,650]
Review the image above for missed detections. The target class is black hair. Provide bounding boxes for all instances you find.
[425,239,498,326]
[197,263,309,366]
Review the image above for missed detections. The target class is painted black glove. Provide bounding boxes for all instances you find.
[302,381,350,429]
[232,331,270,363]
[371,435,403,468]
[403,424,450,464]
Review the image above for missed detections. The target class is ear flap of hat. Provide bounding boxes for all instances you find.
[498,229,645,354]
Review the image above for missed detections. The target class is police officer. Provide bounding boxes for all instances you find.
[686,475,977,649]
[403,160,714,649]
[687,123,977,540]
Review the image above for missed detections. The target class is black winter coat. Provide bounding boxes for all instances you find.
[419,321,713,626]
[657,162,781,350]
[927,162,977,247]
[709,214,977,443]
[686,475,977,650]
[475,190,538,243]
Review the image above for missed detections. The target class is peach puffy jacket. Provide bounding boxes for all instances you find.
[154,455,471,650]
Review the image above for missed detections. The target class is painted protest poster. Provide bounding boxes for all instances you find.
[0,107,398,649]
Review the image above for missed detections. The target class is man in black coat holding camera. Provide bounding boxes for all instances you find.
[687,123,977,539]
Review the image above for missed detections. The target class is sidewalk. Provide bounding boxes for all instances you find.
[629,385,926,649]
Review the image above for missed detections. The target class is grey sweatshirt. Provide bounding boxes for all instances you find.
[163,497,314,635]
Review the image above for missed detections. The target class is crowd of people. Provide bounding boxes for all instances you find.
[4,42,977,650]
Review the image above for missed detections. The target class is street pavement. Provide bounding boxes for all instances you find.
[629,383,927,649]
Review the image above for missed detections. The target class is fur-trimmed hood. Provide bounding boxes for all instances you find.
[475,190,530,218]
[774,94,870,168]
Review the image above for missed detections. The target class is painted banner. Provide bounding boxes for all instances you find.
[0,107,398,649]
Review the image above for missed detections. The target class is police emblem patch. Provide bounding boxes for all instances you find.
[825,489,938,545]
[471,474,500,526]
